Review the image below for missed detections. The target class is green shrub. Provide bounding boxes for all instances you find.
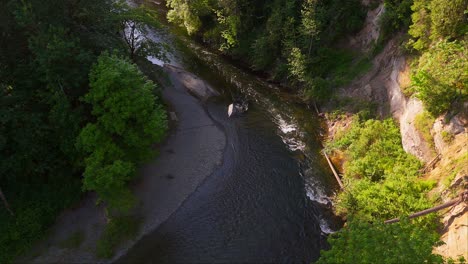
[317,218,444,264]
[441,130,455,143]
[321,118,443,263]
[429,0,468,41]
[327,118,436,221]
[329,119,421,181]
[379,0,414,41]
[303,77,332,102]
[414,111,435,150]
[411,40,467,115]
[336,175,435,221]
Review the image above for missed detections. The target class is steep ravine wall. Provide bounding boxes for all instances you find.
[329,1,468,260]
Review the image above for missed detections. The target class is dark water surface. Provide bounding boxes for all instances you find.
[118,101,324,263]
[118,4,340,262]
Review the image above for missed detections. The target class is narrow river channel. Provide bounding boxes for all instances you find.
[118,2,341,262]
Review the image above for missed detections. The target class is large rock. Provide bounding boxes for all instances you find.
[389,57,435,162]
[164,65,220,101]
[348,3,385,53]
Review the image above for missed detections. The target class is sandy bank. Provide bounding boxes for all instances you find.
[24,65,226,263]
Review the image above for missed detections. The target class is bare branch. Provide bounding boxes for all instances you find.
[0,186,14,216]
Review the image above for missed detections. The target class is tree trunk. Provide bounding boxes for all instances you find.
[308,37,313,58]
[385,191,468,224]
[0,186,14,216]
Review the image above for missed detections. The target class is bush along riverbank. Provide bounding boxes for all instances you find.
[318,116,445,263]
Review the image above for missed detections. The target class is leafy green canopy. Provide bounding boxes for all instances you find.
[408,0,467,51]
[411,40,467,116]
[77,53,167,211]
[327,118,435,221]
[318,118,443,263]
[407,0,467,115]
[166,0,366,99]
[317,219,444,264]
[0,0,167,262]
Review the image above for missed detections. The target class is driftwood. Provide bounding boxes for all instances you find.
[0,186,14,216]
[312,100,344,189]
[385,191,468,224]
[323,150,345,189]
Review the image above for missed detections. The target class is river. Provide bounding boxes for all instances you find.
[117,2,341,263]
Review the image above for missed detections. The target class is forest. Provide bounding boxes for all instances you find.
[0,0,167,262]
[0,0,466,262]
[167,0,466,112]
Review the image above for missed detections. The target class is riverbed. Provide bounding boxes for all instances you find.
[116,3,340,262]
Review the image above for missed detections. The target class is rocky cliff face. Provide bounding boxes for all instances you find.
[328,1,468,260]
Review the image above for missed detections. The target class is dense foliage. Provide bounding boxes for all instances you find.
[317,218,444,264]
[166,0,368,101]
[321,118,441,262]
[410,40,467,116]
[326,118,435,221]
[0,1,166,262]
[408,0,467,115]
[78,53,167,211]
[379,0,414,41]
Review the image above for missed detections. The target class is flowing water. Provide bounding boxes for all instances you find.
[118,3,341,262]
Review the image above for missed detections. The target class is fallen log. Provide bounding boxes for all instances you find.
[385,191,467,224]
[322,150,344,190]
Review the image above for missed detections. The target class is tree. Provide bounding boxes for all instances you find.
[118,5,169,60]
[408,0,432,50]
[166,0,212,35]
[429,0,467,41]
[300,0,321,57]
[77,53,167,211]
[409,0,467,50]
[288,47,307,81]
[411,40,467,116]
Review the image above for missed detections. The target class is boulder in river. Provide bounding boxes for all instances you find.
[228,100,248,117]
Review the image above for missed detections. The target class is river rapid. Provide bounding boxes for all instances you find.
[118,2,341,263]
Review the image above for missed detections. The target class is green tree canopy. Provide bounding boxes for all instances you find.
[411,40,467,116]
[77,53,167,211]
[317,219,444,264]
